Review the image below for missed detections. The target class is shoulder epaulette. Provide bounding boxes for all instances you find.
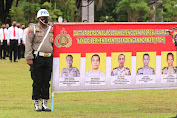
[138,67,142,70]
[162,67,167,70]
[125,67,130,70]
[113,67,118,70]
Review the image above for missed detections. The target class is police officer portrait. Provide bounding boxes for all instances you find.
[162,52,177,75]
[25,9,53,112]
[111,53,131,76]
[60,54,80,78]
[85,54,106,77]
[137,53,155,75]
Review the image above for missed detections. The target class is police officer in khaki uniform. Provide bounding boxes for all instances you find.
[25,9,53,112]
[137,53,155,75]
[60,55,80,78]
[111,54,131,76]
[162,52,177,74]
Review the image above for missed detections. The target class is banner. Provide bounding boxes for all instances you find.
[52,23,177,92]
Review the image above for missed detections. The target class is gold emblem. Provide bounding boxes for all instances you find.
[44,53,49,57]
[73,72,76,76]
[36,27,40,30]
[54,28,72,48]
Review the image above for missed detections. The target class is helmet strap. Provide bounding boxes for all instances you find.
[39,18,47,25]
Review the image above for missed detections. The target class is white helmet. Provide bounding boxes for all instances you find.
[37,9,49,18]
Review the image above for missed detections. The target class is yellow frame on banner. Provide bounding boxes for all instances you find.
[85,53,106,74]
[136,52,156,74]
[59,53,81,75]
[111,52,132,73]
[161,51,177,74]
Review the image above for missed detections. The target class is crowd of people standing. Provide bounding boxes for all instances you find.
[0,21,32,62]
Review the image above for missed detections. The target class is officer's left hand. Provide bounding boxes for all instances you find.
[18,43,20,46]
[27,59,33,66]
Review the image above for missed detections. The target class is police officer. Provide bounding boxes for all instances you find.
[17,23,22,60]
[162,53,177,74]
[111,54,131,76]
[25,9,53,112]
[85,54,105,77]
[0,23,8,59]
[137,53,155,75]
[60,55,80,78]
[7,21,20,62]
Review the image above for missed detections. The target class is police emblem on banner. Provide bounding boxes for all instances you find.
[173,31,177,46]
[54,28,72,48]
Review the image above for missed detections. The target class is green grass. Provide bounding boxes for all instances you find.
[0,58,177,118]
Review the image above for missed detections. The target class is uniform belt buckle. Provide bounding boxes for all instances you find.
[44,53,49,57]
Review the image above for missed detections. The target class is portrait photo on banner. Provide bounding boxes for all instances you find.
[161,51,177,75]
[85,53,106,77]
[59,53,81,78]
[136,52,156,75]
[111,52,132,76]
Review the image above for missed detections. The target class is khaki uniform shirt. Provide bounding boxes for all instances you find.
[60,67,80,78]
[162,66,177,74]
[137,66,155,75]
[25,23,53,60]
[85,70,105,77]
[111,67,131,76]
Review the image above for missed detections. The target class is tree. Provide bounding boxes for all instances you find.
[94,0,118,22]
[10,0,40,24]
[0,0,14,23]
[41,2,62,22]
[99,16,114,22]
[9,6,26,23]
[56,0,77,22]
[161,0,177,22]
[113,0,150,22]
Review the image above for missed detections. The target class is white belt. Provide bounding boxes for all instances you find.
[34,51,52,57]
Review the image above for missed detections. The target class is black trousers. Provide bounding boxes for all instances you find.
[6,45,10,57]
[21,42,25,58]
[10,39,18,61]
[1,40,7,59]
[18,40,22,59]
[30,56,53,100]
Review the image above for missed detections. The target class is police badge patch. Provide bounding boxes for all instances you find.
[54,28,72,48]
[28,30,33,36]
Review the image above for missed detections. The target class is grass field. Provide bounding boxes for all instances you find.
[0,58,177,118]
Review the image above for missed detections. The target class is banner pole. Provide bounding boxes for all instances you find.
[51,92,54,111]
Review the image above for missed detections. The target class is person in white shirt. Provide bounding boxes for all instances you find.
[20,24,26,58]
[0,23,8,59]
[5,23,10,57]
[7,21,20,62]
[17,23,22,60]
[5,24,9,29]
[85,54,105,77]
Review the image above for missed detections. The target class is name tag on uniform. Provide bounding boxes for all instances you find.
[36,33,42,36]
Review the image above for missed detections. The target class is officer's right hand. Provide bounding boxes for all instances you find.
[27,59,33,66]
[1,43,2,45]
[7,43,10,46]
